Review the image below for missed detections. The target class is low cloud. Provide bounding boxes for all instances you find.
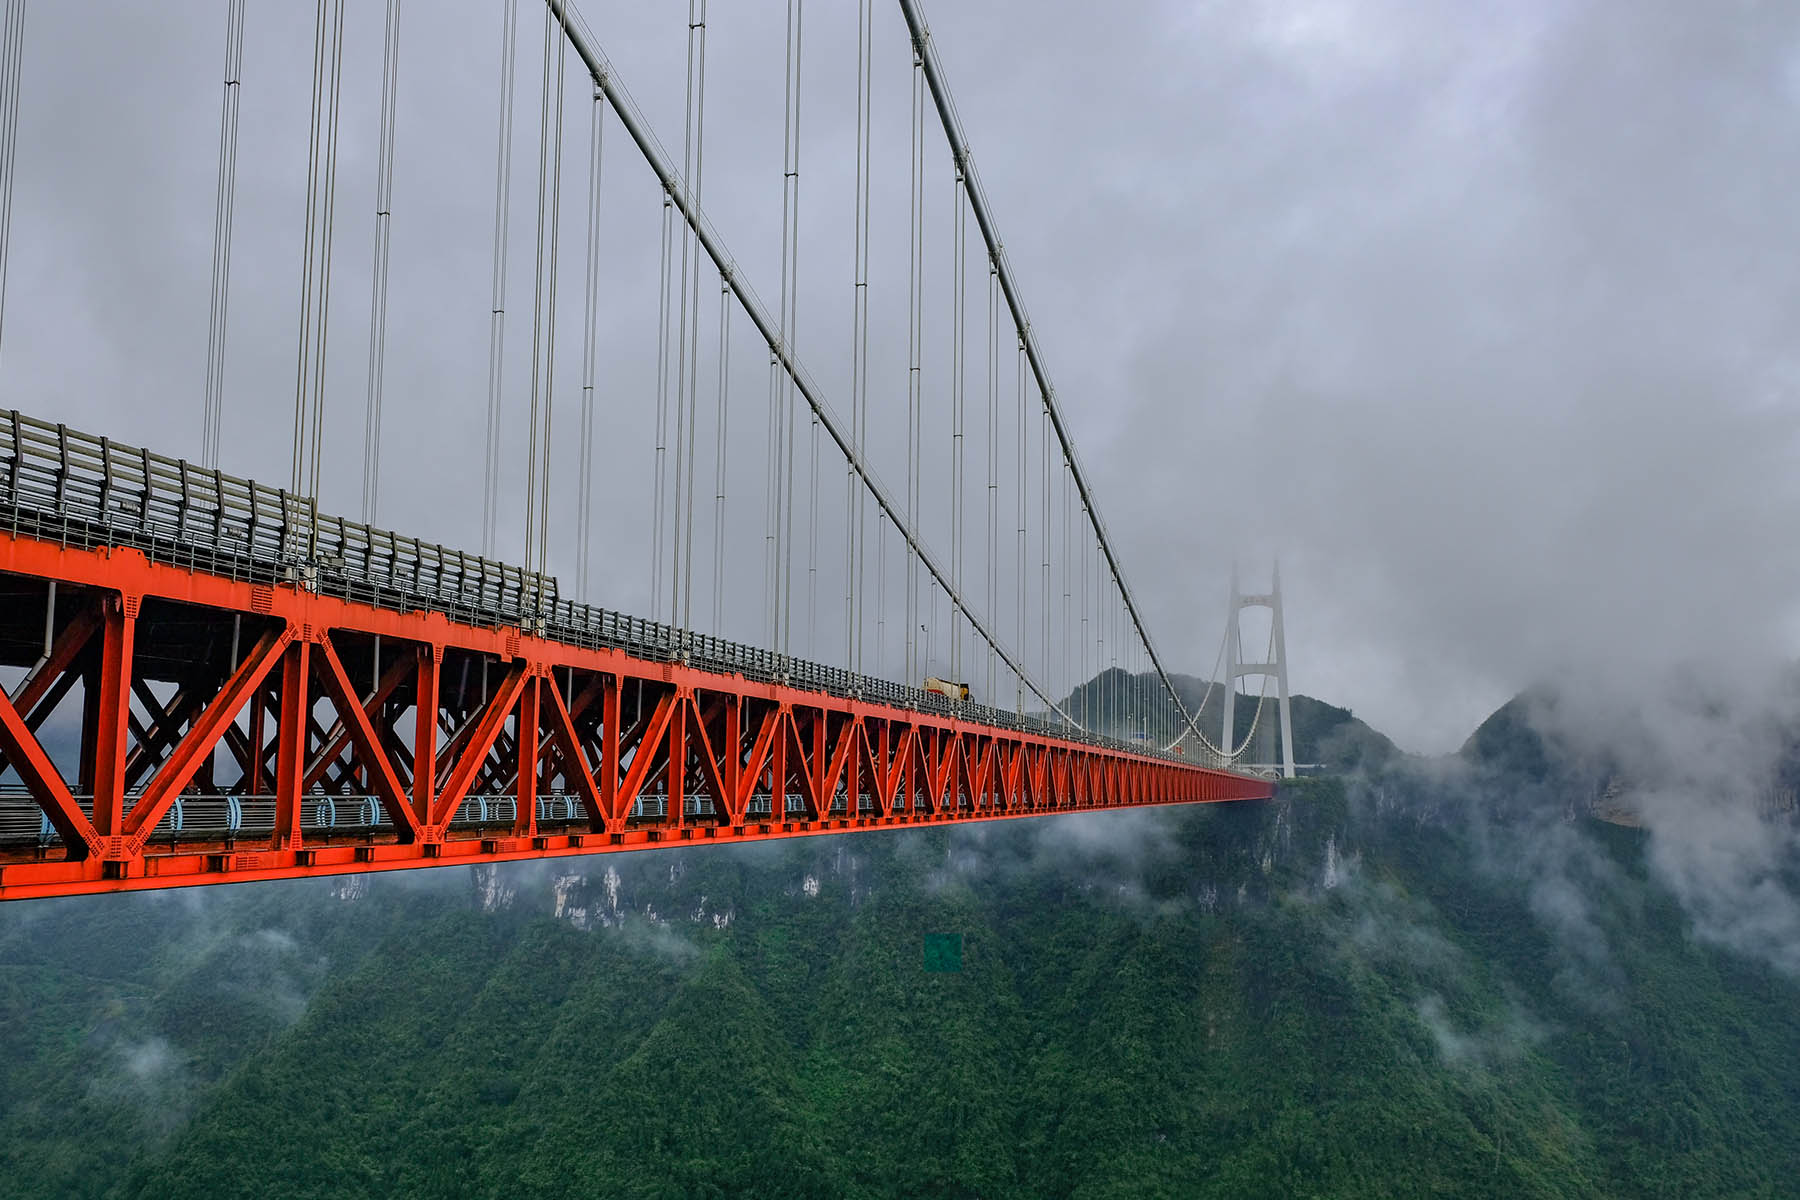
[1416,993,1545,1070]
[86,1035,194,1140]
[613,916,702,964]
[1519,666,1800,982]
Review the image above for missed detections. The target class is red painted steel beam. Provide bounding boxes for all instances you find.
[0,531,1274,901]
[304,651,413,791]
[10,600,101,719]
[312,635,421,843]
[87,596,137,845]
[0,681,100,858]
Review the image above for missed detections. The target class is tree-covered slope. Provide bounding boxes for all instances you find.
[1,758,1797,1197]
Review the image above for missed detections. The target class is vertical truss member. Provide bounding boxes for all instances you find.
[290,0,347,560]
[200,0,245,471]
[576,86,605,602]
[361,0,402,523]
[481,0,521,559]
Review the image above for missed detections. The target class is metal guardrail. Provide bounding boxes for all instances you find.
[0,410,1204,763]
[0,786,951,848]
[0,410,550,626]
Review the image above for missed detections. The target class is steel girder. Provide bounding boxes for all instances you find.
[0,532,1274,900]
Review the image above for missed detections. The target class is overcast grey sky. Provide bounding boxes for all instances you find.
[8,0,1799,753]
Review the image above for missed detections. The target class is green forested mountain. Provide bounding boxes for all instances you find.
[1065,673,1402,770]
[1,696,1798,1198]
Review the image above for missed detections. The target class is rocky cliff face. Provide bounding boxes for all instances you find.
[318,786,1353,942]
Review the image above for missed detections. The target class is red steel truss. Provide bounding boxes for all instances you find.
[0,530,1273,901]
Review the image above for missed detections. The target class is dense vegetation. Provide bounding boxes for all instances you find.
[1065,672,1400,771]
[1,696,1797,1197]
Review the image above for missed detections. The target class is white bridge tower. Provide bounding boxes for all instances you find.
[1222,564,1296,779]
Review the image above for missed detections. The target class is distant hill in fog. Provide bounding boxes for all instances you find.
[1055,667,1401,770]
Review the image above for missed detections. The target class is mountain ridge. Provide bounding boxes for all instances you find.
[1,684,1798,1196]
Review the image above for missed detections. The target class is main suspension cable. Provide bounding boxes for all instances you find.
[1161,608,1228,757]
[897,0,1230,753]
[1223,618,1277,760]
[551,0,1083,726]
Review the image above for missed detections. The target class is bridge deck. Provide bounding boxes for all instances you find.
[0,411,1271,900]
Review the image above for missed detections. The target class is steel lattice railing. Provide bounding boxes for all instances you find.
[0,409,1199,763]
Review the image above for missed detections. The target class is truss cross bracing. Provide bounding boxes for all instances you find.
[0,412,1271,900]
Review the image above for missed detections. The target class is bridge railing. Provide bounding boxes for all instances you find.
[0,410,554,623]
[0,780,1097,851]
[0,409,1188,761]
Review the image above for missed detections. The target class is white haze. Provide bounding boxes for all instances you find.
[9,0,1800,1023]
[5,1,1796,752]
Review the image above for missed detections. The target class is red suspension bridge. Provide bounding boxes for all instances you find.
[0,0,1278,901]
